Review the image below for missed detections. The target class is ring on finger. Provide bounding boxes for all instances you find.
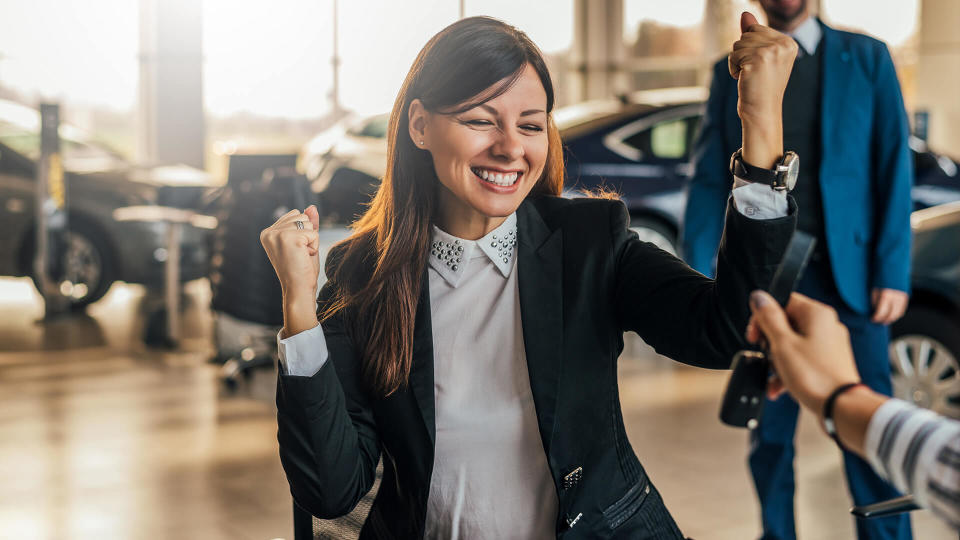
[295,220,304,230]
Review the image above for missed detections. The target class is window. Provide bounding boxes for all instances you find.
[650,119,688,159]
[620,116,693,160]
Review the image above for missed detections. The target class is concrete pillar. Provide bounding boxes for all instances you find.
[569,0,627,102]
[138,0,205,168]
[914,0,960,151]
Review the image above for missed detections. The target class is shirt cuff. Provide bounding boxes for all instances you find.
[277,323,329,377]
[730,178,788,220]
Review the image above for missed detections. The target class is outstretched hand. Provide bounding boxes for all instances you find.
[746,291,861,413]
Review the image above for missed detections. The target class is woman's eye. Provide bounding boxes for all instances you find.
[466,119,493,127]
[521,124,545,132]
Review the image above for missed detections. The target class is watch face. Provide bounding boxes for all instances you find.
[782,152,800,191]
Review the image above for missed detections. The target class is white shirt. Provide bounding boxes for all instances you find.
[422,214,557,540]
[789,16,823,57]
[276,182,786,536]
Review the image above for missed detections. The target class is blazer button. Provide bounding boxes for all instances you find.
[562,466,583,490]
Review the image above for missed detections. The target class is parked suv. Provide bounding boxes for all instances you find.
[0,99,217,308]
[890,201,960,418]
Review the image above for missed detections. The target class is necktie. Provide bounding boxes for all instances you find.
[793,37,807,59]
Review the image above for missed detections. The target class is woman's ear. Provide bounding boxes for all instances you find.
[408,99,430,150]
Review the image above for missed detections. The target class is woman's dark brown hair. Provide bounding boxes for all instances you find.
[321,16,565,397]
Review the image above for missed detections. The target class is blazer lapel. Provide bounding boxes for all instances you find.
[408,268,436,446]
[516,200,564,457]
[819,21,853,169]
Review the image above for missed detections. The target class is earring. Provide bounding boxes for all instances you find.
[419,140,424,146]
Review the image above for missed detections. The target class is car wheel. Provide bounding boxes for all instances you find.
[889,306,960,418]
[29,223,115,310]
[629,216,678,256]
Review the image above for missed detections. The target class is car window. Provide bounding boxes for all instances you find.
[0,120,120,167]
[650,119,688,159]
[350,115,389,139]
[621,117,692,160]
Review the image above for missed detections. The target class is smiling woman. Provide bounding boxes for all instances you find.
[260,14,800,539]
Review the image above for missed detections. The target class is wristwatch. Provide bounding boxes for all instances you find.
[729,148,800,192]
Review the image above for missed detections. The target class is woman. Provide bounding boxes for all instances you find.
[261,14,798,539]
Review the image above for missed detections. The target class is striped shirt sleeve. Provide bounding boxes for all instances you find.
[865,398,960,529]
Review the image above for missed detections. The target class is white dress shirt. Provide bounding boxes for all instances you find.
[789,15,823,57]
[276,181,787,536]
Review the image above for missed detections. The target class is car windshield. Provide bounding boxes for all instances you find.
[347,114,389,138]
[0,101,124,170]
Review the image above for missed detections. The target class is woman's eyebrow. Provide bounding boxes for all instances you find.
[476,104,545,117]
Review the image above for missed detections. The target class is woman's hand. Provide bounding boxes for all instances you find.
[260,205,322,337]
[746,291,861,413]
[729,11,798,169]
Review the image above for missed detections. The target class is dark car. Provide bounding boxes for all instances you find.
[0,99,216,309]
[559,88,960,254]
[299,89,960,255]
[889,201,960,418]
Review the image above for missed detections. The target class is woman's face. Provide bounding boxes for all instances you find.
[410,63,549,238]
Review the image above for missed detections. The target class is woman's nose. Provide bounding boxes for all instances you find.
[491,129,524,161]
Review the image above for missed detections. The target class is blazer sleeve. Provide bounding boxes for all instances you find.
[869,42,913,294]
[681,59,734,277]
[614,197,796,369]
[275,249,381,519]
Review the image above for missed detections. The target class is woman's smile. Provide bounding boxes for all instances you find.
[471,166,523,191]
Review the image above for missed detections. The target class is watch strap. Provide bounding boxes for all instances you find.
[731,149,777,187]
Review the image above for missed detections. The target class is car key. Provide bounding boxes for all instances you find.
[719,231,817,428]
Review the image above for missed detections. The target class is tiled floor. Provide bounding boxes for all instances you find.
[0,275,955,540]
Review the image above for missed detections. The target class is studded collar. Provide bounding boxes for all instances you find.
[428,213,518,288]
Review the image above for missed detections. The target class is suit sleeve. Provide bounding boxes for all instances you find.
[275,249,381,519]
[869,43,913,294]
[682,60,734,277]
[614,197,796,369]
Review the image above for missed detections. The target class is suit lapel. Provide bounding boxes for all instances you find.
[409,268,436,445]
[819,22,853,170]
[516,200,564,457]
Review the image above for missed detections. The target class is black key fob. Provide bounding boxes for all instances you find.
[719,350,769,428]
[718,231,816,429]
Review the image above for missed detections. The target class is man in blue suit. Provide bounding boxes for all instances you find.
[683,1,913,539]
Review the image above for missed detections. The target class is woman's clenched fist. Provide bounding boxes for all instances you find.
[260,205,321,302]
[729,11,798,125]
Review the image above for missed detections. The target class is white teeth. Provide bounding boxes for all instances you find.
[473,167,520,186]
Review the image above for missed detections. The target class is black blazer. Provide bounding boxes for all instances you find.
[277,195,795,539]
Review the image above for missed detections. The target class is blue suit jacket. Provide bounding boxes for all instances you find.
[681,20,913,314]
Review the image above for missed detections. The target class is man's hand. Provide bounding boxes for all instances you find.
[746,291,861,413]
[729,11,798,169]
[871,288,909,325]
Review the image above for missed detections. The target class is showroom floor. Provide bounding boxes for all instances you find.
[0,273,955,540]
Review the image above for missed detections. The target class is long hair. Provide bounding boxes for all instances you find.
[321,16,565,397]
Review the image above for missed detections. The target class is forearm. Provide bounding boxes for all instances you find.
[277,361,380,518]
[741,115,783,170]
[282,291,319,339]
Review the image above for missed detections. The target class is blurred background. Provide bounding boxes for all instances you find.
[1,0,958,539]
